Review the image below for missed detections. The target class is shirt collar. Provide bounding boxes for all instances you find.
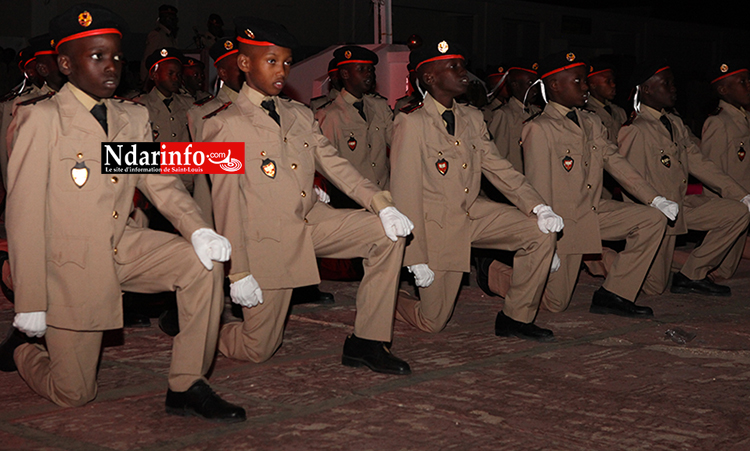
[242,83,273,109]
[221,84,239,103]
[641,104,665,120]
[68,82,103,111]
[341,89,361,105]
[549,101,575,117]
[429,93,453,116]
[587,95,606,108]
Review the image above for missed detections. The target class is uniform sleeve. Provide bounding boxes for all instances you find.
[520,120,554,206]
[701,116,730,171]
[685,131,747,200]
[390,113,428,266]
[488,109,509,158]
[601,122,659,204]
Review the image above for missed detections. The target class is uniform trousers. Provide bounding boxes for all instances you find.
[14,229,224,407]
[219,206,405,363]
[542,200,666,312]
[397,203,555,332]
[643,196,750,294]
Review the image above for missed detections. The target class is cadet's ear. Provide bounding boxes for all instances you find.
[420,69,435,87]
[715,81,728,97]
[339,66,350,81]
[36,61,50,78]
[236,52,251,74]
[57,54,72,76]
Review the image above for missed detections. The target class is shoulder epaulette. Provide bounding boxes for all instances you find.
[17,91,56,106]
[114,96,144,106]
[202,101,232,120]
[194,95,214,106]
[0,91,18,103]
[279,93,292,101]
[491,104,503,111]
[399,101,424,114]
[709,106,723,116]
[622,111,637,127]
[522,111,542,124]
[369,92,388,101]
[310,94,326,102]
[317,99,334,110]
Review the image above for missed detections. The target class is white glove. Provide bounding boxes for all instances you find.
[13,311,46,338]
[550,252,561,273]
[378,206,414,242]
[191,228,232,270]
[314,186,330,204]
[650,196,679,221]
[741,194,750,213]
[408,264,435,288]
[230,275,264,308]
[533,204,564,234]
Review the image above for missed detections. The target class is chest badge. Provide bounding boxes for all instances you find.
[661,155,671,168]
[436,158,448,176]
[738,147,746,162]
[348,137,357,151]
[261,158,276,178]
[562,156,574,172]
[71,161,89,188]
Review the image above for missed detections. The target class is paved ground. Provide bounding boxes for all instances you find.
[1,254,750,450]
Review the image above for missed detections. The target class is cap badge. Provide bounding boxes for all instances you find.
[50,39,55,47]
[562,156,574,172]
[566,53,576,62]
[497,66,504,73]
[437,41,449,54]
[160,49,168,57]
[344,50,352,59]
[78,11,92,28]
[720,64,729,73]
[436,158,449,175]
[245,29,255,39]
[224,40,233,50]
[532,62,539,70]
[71,161,89,188]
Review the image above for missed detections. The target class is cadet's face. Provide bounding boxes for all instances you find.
[182,65,204,91]
[428,57,469,97]
[341,62,374,96]
[718,71,750,108]
[152,59,183,95]
[588,71,616,101]
[58,34,122,100]
[217,54,243,92]
[509,70,537,102]
[549,65,588,108]
[643,69,677,110]
[238,44,292,96]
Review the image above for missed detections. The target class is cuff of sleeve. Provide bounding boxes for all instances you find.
[228,271,251,283]
[370,190,395,214]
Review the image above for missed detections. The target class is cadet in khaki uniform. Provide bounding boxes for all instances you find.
[394,63,422,116]
[309,58,340,114]
[206,17,414,375]
[316,45,393,199]
[391,40,563,342]
[481,67,508,124]
[181,56,210,101]
[701,60,750,274]
[618,63,750,296]
[0,4,244,422]
[140,4,179,83]
[585,59,628,143]
[522,52,677,317]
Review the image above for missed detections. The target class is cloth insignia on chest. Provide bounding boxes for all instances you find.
[739,147,746,162]
[347,136,357,151]
[562,156,574,172]
[661,155,671,168]
[436,158,448,175]
[261,158,276,178]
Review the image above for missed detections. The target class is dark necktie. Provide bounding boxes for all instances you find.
[660,115,673,141]
[353,100,366,121]
[566,109,579,127]
[261,99,280,126]
[90,103,108,135]
[604,104,612,116]
[442,110,455,135]
[163,97,173,112]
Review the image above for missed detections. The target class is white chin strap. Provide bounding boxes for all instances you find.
[486,72,509,101]
[415,79,427,100]
[633,85,642,113]
[527,78,546,104]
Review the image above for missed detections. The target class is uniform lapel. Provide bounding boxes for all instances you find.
[277,98,297,139]
[57,85,106,139]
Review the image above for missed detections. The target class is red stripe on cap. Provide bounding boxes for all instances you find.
[213,49,238,67]
[540,61,586,79]
[337,59,374,66]
[23,57,36,68]
[415,54,464,71]
[588,68,613,78]
[328,68,339,74]
[655,66,670,75]
[506,66,537,75]
[34,50,57,57]
[712,68,749,84]
[149,56,180,72]
[237,36,275,46]
[55,28,122,51]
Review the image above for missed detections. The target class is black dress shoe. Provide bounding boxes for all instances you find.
[474,257,498,297]
[158,309,180,337]
[590,287,654,318]
[165,380,246,423]
[342,334,411,375]
[290,285,335,305]
[494,311,554,342]
[0,328,32,372]
[670,272,731,297]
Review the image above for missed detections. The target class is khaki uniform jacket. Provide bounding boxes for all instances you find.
[0,84,48,188]
[522,103,661,254]
[482,97,504,124]
[315,92,393,189]
[309,88,339,115]
[585,97,627,143]
[487,97,540,172]
[6,84,208,330]
[187,85,234,142]
[205,85,383,290]
[701,100,750,192]
[390,94,544,272]
[140,23,178,82]
[136,88,193,142]
[618,108,747,235]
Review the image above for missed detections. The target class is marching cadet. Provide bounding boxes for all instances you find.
[205,17,414,375]
[391,40,563,341]
[140,4,179,83]
[181,56,209,101]
[701,59,750,274]
[315,45,393,208]
[394,63,421,115]
[481,66,509,124]
[0,4,244,422]
[585,58,628,143]
[618,63,750,296]
[309,58,340,114]
[521,51,677,318]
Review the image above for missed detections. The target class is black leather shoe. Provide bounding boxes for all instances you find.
[290,285,335,305]
[590,287,654,318]
[158,309,180,337]
[494,311,554,342]
[670,272,731,297]
[0,328,31,372]
[474,257,498,297]
[342,334,411,375]
[165,380,246,423]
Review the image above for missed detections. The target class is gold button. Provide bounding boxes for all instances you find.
[466,212,470,216]
[741,142,745,146]
[170,117,174,121]
[371,162,376,167]
[454,141,460,146]
[587,184,591,189]
[591,206,596,211]
[682,179,687,183]
[77,153,83,159]
[592,145,597,150]
[291,163,297,169]
[584,162,588,167]
[113,211,118,219]
[284,137,288,143]
[438,152,443,156]
[304,218,308,223]
[566,149,570,154]
[304,142,309,147]
[350,132,354,137]
[464,188,469,193]
[376,180,380,185]
[660,149,664,154]
[301,191,306,197]
[111,176,118,183]
[261,151,266,156]
[375,126,379,131]
[113,248,118,255]
[462,163,468,169]
[472,145,476,149]
[171,133,176,137]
